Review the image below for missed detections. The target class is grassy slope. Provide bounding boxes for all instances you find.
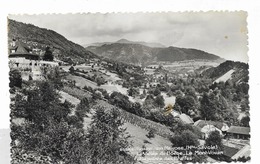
[61,87,177,164]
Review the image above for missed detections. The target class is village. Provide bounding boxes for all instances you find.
[9,37,250,163]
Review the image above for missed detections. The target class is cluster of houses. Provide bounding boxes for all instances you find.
[171,110,250,161]
[8,39,59,80]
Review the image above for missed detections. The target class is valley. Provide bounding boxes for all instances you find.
[8,18,250,164]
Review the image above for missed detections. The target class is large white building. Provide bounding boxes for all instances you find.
[9,40,58,80]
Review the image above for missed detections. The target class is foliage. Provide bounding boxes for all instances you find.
[170,122,206,163]
[171,130,199,148]
[127,87,139,97]
[199,92,229,121]
[10,80,90,163]
[171,122,201,138]
[69,66,75,74]
[9,19,96,63]
[143,94,156,110]
[205,130,223,150]
[75,97,90,122]
[87,107,135,163]
[205,130,224,160]
[240,116,250,127]
[43,66,64,90]
[154,95,165,108]
[43,46,54,61]
[174,95,197,115]
[9,69,22,88]
[147,129,155,139]
[153,87,161,96]
[109,92,132,111]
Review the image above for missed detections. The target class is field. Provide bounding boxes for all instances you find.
[65,74,98,89]
[214,69,235,83]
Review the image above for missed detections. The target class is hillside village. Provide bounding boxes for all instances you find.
[9,19,250,164]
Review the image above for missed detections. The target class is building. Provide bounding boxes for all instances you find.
[194,120,229,133]
[200,124,223,139]
[9,40,40,69]
[222,144,250,162]
[226,126,250,140]
[9,39,59,80]
[177,113,194,124]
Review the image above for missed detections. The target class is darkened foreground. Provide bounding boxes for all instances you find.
[10,68,135,164]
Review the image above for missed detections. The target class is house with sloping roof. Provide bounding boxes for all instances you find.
[194,120,229,132]
[222,145,240,161]
[200,124,223,139]
[227,126,250,140]
[9,40,39,60]
[222,144,251,162]
[178,113,194,124]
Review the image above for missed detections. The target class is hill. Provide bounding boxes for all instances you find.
[203,60,249,84]
[8,19,97,64]
[86,40,224,66]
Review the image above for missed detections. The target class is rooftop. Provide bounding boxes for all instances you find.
[194,120,229,131]
[227,126,250,135]
[223,145,240,158]
[179,113,194,124]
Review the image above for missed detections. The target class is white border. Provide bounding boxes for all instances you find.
[1,0,259,163]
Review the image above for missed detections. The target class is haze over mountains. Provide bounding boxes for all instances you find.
[85,39,225,66]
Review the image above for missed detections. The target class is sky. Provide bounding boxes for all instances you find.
[9,12,248,63]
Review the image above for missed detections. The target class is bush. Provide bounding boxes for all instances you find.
[147,129,155,139]
[9,69,22,88]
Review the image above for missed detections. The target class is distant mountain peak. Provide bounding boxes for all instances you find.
[116,39,132,44]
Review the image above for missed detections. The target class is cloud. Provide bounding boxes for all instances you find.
[8,12,248,62]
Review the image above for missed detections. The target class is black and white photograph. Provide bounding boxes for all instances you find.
[7,11,250,163]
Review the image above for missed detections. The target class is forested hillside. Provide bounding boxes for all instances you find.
[203,60,249,83]
[86,39,224,65]
[8,19,97,64]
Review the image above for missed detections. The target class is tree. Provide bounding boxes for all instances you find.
[127,87,139,97]
[96,76,106,86]
[170,130,206,163]
[147,129,155,139]
[175,95,197,115]
[171,130,199,148]
[88,107,134,163]
[69,66,75,74]
[11,80,89,163]
[172,122,201,138]
[9,69,22,88]
[205,131,223,160]
[199,92,219,121]
[143,94,156,110]
[75,97,90,122]
[43,46,54,61]
[240,116,250,127]
[109,92,132,111]
[154,95,165,108]
[153,87,161,96]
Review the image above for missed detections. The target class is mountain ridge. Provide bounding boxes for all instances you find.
[85,40,225,66]
[8,19,98,64]
[84,38,166,48]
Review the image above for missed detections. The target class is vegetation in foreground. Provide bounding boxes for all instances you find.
[10,68,135,164]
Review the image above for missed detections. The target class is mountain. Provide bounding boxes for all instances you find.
[203,60,249,84]
[84,38,165,48]
[85,40,224,66]
[8,19,97,64]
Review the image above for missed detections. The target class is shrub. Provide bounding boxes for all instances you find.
[147,129,155,139]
